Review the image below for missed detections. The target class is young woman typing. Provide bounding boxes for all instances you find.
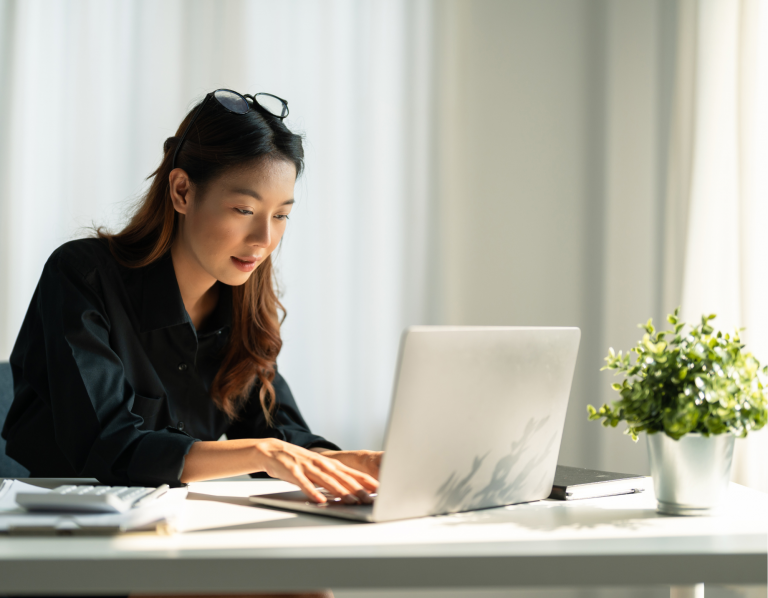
[3,90,381,518]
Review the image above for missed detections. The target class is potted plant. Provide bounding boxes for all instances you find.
[588,309,768,515]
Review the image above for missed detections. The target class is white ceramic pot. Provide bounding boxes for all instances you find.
[646,432,735,516]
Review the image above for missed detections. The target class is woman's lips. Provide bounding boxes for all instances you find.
[230,256,259,272]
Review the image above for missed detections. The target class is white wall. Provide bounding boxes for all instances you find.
[434,0,678,474]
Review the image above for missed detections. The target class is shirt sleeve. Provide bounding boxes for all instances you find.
[226,369,341,454]
[5,251,198,487]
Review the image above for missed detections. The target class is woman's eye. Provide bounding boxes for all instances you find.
[235,208,253,215]
[275,214,290,221]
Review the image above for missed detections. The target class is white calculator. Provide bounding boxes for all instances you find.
[16,484,170,514]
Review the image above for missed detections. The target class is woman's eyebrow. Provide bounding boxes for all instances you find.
[231,188,295,206]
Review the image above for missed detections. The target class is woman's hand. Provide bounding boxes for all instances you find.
[254,439,378,504]
[311,449,384,480]
[180,438,379,504]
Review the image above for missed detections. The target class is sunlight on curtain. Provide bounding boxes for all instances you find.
[679,0,768,492]
[0,0,434,451]
[265,0,436,450]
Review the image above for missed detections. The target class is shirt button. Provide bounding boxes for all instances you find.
[178,363,188,371]
[178,421,185,431]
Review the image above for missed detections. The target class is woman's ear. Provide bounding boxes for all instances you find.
[169,169,193,215]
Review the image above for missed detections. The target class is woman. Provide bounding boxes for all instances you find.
[2,89,382,507]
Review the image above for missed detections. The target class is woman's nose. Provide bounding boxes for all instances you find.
[248,216,272,247]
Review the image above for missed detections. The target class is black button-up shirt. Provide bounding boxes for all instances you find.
[2,238,338,486]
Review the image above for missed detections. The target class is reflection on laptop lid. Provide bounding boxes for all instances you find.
[250,326,581,523]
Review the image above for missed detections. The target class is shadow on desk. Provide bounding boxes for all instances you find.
[185,491,353,532]
[439,499,661,532]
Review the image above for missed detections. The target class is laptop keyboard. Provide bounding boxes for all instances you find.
[319,489,377,504]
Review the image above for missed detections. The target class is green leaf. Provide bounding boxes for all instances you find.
[646,318,655,335]
[589,309,768,443]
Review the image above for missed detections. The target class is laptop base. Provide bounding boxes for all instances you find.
[250,491,374,522]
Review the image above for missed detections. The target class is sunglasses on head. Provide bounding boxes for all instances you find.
[171,89,289,170]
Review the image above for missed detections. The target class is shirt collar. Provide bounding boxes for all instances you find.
[138,251,190,332]
[198,284,233,336]
[137,252,234,335]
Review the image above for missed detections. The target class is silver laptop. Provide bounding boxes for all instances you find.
[250,326,580,522]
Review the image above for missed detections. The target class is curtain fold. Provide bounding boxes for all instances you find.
[662,0,697,317]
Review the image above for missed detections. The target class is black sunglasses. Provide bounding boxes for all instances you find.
[171,89,289,170]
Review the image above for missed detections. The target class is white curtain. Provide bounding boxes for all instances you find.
[0,0,435,451]
[676,0,768,492]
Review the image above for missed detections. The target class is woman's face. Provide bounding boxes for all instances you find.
[170,158,296,287]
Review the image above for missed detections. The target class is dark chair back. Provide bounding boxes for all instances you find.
[0,362,30,477]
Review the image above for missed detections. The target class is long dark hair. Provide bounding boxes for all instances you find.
[99,94,304,423]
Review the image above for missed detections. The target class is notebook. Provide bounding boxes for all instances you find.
[548,465,648,500]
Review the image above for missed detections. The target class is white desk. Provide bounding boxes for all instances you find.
[0,479,765,596]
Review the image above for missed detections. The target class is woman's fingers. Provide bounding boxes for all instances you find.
[317,459,378,496]
[286,465,327,503]
[312,462,374,503]
[305,466,364,503]
[345,468,379,492]
[275,453,360,503]
[261,441,380,503]
[320,455,379,492]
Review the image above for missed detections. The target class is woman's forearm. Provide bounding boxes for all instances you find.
[180,438,265,483]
